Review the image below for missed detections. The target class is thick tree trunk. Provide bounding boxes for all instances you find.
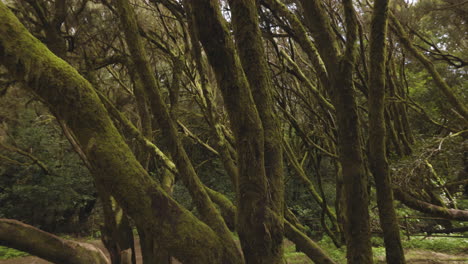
[113,1,238,253]
[228,0,285,263]
[0,3,240,263]
[0,219,109,264]
[368,0,406,263]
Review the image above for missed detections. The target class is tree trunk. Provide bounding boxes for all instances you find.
[228,0,285,262]
[100,192,136,264]
[187,0,280,263]
[368,0,406,263]
[0,3,241,263]
[393,189,468,221]
[206,188,337,264]
[299,1,374,263]
[0,219,109,264]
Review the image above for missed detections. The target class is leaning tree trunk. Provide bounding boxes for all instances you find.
[368,0,406,263]
[393,189,468,221]
[0,219,109,264]
[113,1,239,256]
[0,3,241,263]
[390,14,468,123]
[205,188,337,264]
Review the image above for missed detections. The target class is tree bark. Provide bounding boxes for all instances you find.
[187,0,280,263]
[393,189,468,221]
[368,0,406,263]
[99,192,136,264]
[112,1,241,262]
[206,189,337,264]
[0,219,109,264]
[299,1,374,263]
[0,3,241,263]
[228,0,285,263]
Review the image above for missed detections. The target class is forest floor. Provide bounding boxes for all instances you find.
[0,239,467,264]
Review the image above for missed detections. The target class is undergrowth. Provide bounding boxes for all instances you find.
[0,246,29,260]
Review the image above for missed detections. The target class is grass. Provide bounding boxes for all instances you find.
[0,246,29,260]
[403,236,468,254]
[284,242,313,264]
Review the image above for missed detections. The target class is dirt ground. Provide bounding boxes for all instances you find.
[376,249,468,264]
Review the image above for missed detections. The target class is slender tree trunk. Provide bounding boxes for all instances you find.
[187,0,283,263]
[299,1,374,263]
[390,14,468,123]
[368,0,406,263]
[99,191,136,264]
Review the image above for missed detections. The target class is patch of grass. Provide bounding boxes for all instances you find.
[403,237,468,254]
[317,236,347,263]
[0,246,29,259]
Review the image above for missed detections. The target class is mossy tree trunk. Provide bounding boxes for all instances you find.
[186,0,290,263]
[112,0,241,262]
[228,0,285,263]
[24,5,139,262]
[299,0,374,263]
[99,191,136,264]
[393,189,468,221]
[0,219,109,264]
[368,0,406,263]
[0,3,242,263]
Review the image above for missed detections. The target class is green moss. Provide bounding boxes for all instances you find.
[0,246,29,259]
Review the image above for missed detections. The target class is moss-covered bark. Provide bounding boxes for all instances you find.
[205,188,337,264]
[299,1,374,263]
[99,191,136,264]
[113,2,241,262]
[228,0,285,263]
[0,219,109,264]
[393,189,468,221]
[187,0,286,263]
[368,0,406,263]
[0,3,240,263]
